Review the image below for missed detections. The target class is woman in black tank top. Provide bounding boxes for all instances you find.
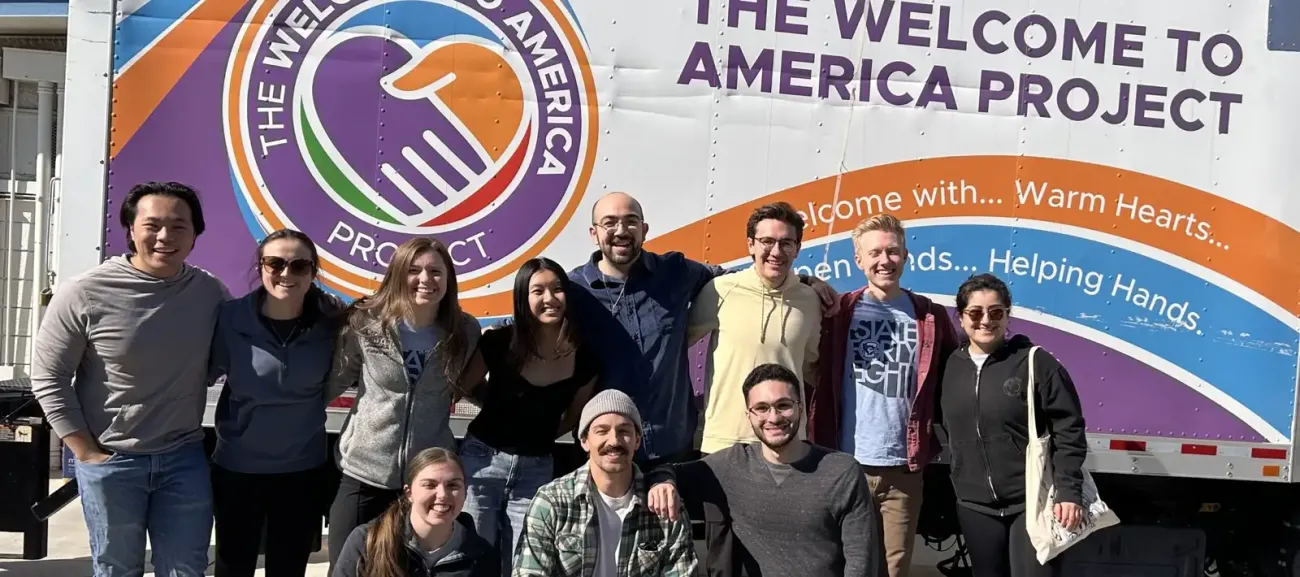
[454,258,599,574]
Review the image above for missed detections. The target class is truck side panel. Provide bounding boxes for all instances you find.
[72,0,1300,481]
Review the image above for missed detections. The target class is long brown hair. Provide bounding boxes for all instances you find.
[346,237,470,384]
[360,448,466,577]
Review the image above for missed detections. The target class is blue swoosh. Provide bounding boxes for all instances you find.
[113,0,201,75]
[339,1,497,48]
[789,224,1297,436]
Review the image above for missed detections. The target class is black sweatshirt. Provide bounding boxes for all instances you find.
[934,334,1088,516]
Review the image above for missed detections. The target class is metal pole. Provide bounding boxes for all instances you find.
[29,81,54,372]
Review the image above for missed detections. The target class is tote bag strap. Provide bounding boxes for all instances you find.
[1026,345,1042,438]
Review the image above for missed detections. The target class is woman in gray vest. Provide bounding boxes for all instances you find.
[325,237,482,573]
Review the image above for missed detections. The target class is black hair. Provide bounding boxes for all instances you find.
[746,201,805,242]
[955,273,1013,312]
[507,257,580,367]
[741,363,801,403]
[119,181,206,253]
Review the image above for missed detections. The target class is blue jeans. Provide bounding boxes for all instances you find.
[458,435,553,574]
[75,441,214,577]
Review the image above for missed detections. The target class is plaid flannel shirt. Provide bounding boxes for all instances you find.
[513,462,699,577]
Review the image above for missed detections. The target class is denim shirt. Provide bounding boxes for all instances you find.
[209,290,339,474]
[568,251,719,461]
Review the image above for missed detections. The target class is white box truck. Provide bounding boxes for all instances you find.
[56,0,1300,572]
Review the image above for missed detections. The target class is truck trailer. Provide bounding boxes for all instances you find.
[55,0,1300,574]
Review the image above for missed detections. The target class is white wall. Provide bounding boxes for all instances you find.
[0,189,38,371]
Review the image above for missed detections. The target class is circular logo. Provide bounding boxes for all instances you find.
[224,0,597,298]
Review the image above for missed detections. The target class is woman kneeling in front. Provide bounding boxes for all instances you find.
[332,448,500,577]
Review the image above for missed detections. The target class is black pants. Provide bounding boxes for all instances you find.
[211,465,326,577]
[327,473,402,573]
[956,505,1057,577]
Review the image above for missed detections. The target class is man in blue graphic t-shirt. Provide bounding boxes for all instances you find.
[808,214,959,577]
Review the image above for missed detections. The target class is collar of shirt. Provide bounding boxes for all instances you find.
[578,250,659,289]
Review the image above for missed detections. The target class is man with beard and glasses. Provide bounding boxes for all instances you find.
[647,364,881,577]
[568,192,838,469]
[513,390,698,577]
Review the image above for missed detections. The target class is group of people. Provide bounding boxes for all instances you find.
[28,180,1089,577]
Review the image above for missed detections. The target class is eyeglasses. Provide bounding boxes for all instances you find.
[962,307,1007,322]
[747,400,799,417]
[751,237,799,254]
[594,216,642,232]
[260,256,315,276]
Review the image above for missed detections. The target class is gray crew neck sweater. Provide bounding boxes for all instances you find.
[654,442,881,577]
[31,256,230,454]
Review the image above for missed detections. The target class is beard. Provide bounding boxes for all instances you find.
[601,235,642,265]
[753,419,798,450]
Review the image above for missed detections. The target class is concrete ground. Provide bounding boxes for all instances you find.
[0,479,953,576]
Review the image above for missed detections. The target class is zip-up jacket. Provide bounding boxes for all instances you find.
[327,308,481,490]
[333,512,500,577]
[935,334,1088,515]
[807,287,959,472]
[209,287,342,474]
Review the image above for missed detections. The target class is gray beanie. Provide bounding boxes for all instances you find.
[578,390,643,438]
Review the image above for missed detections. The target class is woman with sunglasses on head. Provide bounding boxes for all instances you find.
[453,258,598,574]
[325,238,482,574]
[208,229,344,577]
[934,273,1089,577]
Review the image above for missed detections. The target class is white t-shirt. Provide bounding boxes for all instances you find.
[592,488,636,577]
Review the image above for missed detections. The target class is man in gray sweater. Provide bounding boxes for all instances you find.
[647,363,883,577]
[31,182,229,577]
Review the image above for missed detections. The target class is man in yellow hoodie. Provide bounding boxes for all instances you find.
[688,201,823,454]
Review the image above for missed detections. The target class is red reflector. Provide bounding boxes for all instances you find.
[1181,444,1218,456]
[1109,439,1147,452]
[1252,448,1288,460]
[329,397,355,409]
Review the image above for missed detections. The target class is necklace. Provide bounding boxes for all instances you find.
[602,272,628,314]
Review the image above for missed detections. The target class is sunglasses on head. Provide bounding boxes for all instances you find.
[962,307,1007,322]
[260,256,315,276]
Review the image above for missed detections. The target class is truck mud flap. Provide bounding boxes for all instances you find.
[1058,525,1205,577]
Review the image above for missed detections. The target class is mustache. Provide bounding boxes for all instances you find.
[598,445,628,456]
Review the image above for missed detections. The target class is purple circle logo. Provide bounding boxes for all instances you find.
[225,0,597,298]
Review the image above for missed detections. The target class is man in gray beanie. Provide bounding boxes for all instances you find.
[513,390,698,577]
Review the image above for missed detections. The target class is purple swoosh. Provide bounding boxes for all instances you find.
[686,310,1266,443]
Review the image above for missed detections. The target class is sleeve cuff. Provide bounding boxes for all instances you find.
[47,413,89,441]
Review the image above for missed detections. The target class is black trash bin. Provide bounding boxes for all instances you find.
[0,378,52,560]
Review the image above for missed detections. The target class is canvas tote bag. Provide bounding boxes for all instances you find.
[1024,345,1120,564]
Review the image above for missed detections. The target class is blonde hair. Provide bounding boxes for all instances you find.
[347,237,470,384]
[851,214,907,247]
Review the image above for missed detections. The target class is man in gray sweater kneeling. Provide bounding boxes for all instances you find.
[647,363,884,577]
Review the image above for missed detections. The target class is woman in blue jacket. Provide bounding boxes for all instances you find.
[208,228,343,577]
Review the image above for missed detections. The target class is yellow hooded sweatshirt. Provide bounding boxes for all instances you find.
[687,266,822,454]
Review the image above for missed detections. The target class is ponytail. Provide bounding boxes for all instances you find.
[360,498,410,577]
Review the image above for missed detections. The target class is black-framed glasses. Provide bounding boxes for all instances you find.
[751,237,799,254]
[260,256,315,276]
[962,307,1007,322]
[747,399,799,417]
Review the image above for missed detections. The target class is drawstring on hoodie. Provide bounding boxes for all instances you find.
[759,291,791,345]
